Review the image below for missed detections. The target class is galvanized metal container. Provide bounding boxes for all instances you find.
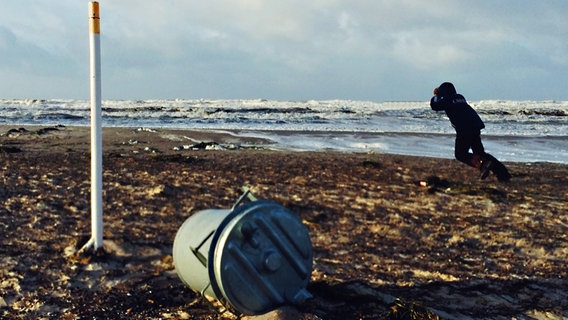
[173,199,313,315]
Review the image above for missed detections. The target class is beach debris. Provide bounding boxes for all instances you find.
[173,190,313,316]
[173,141,226,151]
[173,141,254,151]
[205,143,224,150]
[143,146,160,153]
[5,127,30,136]
[362,159,383,169]
[384,298,440,320]
[3,126,64,137]
[135,127,157,133]
[36,126,63,135]
[172,145,192,151]
[194,141,222,150]
[418,176,451,193]
[0,145,22,153]
[125,139,139,145]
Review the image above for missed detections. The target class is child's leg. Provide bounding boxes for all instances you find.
[472,133,511,181]
[454,132,477,168]
[470,133,488,169]
[470,132,486,156]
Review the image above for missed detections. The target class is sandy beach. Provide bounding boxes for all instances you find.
[1,125,567,319]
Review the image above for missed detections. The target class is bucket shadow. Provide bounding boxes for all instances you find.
[305,277,568,319]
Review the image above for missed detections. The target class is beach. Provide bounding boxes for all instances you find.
[1,125,567,319]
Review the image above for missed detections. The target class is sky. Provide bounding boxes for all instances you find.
[1,1,568,101]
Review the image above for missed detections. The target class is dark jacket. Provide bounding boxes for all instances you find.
[430,83,484,132]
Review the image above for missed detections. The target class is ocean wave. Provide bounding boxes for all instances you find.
[34,113,86,121]
[482,109,567,117]
[201,106,317,116]
[1,99,567,137]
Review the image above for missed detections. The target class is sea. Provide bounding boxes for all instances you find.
[1,99,567,164]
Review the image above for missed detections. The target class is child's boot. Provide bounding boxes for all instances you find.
[479,159,493,180]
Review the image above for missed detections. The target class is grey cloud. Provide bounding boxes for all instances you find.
[1,1,568,100]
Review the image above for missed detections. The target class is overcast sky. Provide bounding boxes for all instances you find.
[1,1,567,101]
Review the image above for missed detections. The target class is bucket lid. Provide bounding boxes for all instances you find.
[208,200,313,315]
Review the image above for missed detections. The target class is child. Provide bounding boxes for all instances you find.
[430,82,511,182]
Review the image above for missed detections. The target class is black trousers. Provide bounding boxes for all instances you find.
[454,130,485,167]
[454,130,512,180]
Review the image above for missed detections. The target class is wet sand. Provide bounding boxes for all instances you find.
[1,125,567,319]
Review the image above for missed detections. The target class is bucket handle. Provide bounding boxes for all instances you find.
[231,187,259,211]
[190,230,216,267]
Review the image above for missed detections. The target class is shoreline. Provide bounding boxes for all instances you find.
[1,124,566,164]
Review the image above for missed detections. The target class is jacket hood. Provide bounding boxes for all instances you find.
[437,82,457,99]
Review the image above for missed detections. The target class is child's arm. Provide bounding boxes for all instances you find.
[430,88,445,111]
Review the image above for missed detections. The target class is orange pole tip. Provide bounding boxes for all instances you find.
[89,2,100,34]
[89,2,100,18]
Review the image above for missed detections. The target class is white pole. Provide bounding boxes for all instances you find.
[89,1,103,251]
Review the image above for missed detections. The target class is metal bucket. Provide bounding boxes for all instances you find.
[173,195,313,315]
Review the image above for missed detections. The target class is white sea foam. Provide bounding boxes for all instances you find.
[1,99,567,163]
